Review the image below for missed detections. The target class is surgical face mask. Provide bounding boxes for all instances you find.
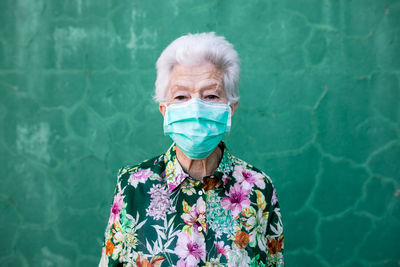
[163,98,232,160]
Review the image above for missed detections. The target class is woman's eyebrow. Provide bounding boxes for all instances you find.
[170,85,190,94]
[200,83,220,91]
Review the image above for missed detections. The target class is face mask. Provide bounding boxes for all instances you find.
[163,98,232,159]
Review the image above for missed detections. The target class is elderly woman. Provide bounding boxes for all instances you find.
[99,32,284,267]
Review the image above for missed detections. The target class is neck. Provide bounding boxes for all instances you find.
[175,144,223,180]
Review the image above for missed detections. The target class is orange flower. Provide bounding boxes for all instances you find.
[105,239,115,256]
[267,236,284,254]
[233,231,250,249]
[136,255,165,267]
[202,176,222,191]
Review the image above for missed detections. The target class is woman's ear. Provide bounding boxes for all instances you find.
[159,103,166,117]
[230,102,239,116]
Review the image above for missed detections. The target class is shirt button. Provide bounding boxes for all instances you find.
[198,226,203,232]
[198,190,203,195]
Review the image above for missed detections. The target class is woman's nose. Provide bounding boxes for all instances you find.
[189,92,202,99]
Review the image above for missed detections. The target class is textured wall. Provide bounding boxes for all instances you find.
[0,0,399,266]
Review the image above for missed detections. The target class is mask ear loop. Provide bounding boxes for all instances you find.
[225,101,232,135]
[162,102,169,136]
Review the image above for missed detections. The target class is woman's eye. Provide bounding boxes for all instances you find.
[205,95,219,100]
[174,95,187,101]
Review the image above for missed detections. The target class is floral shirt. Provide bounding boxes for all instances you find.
[99,142,284,267]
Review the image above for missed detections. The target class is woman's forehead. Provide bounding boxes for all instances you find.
[169,63,223,89]
[171,63,221,78]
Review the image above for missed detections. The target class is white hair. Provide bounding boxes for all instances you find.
[154,32,240,104]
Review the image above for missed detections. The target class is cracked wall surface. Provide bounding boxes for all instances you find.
[0,0,399,266]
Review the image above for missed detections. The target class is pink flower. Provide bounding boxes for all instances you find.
[221,183,251,217]
[233,166,265,190]
[181,197,207,233]
[174,259,189,267]
[128,168,153,188]
[175,231,206,266]
[146,184,174,220]
[271,187,278,205]
[109,191,124,224]
[215,241,230,257]
[222,173,230,185]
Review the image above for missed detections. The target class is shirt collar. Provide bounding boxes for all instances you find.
[163,141,234,192]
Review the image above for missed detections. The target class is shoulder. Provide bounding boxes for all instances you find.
[116,153,166,190]
[230,154,278,204]
[231,155,274,183]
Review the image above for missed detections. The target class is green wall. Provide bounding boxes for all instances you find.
[1,0,399,266]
